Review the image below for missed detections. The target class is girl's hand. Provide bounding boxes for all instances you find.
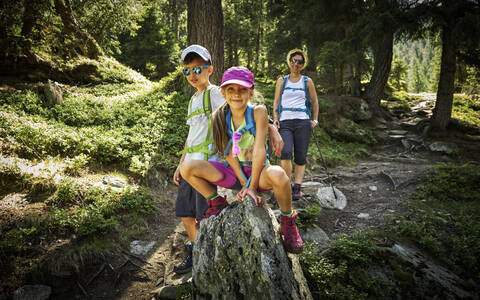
[273,120,280,129]
[237,187,264,206]
[173,166,182,186]
[311,120,318,128]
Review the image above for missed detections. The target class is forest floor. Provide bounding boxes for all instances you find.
[2,93,480,299]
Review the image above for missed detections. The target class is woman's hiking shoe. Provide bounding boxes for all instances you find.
[201,195,228,220]
[292,184,302,200]
[280,210,303,254]
[173,243,193,274]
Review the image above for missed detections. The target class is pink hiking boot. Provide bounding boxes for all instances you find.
[280,210,303,254]
[202,195,228,220]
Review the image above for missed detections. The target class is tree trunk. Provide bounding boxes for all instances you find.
[431,24,457,131]
[187,0,224,85]
[53,0,103,59]
[364,28,393,116]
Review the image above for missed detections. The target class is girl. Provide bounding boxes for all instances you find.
[180,66,303,254]
[273,49,319,200]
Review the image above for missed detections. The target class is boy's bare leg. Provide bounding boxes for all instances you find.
[180,160,223,198]
[294,164,306,185]
[181,217,198,243]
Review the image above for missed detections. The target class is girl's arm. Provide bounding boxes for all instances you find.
[272,77,284,128]
[249,105,268,192]
[225,151,248,186]
[307,78,319,127]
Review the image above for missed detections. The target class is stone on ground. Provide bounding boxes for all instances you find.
[315,186,347,210]
[13,285,51,300]
[192,196,312,300]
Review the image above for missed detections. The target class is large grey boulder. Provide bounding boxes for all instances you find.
[192,196,312,300]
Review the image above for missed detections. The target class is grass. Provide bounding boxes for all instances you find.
[386,162,480,283]
[452,94,480,129]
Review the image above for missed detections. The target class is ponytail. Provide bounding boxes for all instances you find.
[212,102,230,156]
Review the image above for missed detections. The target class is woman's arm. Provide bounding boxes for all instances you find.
[307,78,319,127]
[272,77,284,128]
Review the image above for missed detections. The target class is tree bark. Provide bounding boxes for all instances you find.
[364,28,393,116]
[431,23,457,131]
[187,0,224,85]
[53,0,103,59]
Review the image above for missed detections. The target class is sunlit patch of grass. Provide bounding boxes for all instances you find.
[452,95,480,128]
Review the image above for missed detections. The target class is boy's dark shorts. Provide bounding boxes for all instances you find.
[175,178,210,221]
[279,119,312,165]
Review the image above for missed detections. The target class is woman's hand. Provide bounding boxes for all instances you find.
[236,187,264,206]
[310,119,318,128]
[173,166,182,186]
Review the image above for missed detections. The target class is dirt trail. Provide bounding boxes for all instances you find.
[7,94,480,299]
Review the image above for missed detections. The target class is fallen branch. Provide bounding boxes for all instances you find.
[380,170,397,190]
[77,281,89,298]
[86,262,106,286]
[121,249,153,266]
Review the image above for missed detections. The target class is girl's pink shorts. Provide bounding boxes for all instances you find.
[209,161,271,193]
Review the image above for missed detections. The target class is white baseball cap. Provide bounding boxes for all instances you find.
[181,44,212,62]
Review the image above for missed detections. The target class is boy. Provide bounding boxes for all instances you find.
[174,45,284,274]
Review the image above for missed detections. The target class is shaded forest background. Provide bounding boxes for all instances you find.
[1,0,480,131]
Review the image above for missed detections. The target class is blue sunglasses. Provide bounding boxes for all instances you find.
[182,65,210,76]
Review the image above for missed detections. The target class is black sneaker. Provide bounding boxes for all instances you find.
[173,243,193,274]
[292,184,301,200]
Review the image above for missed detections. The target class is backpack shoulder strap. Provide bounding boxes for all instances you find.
[276,75,289,116]
[245,105,256,136]
[203,86,212,116]
[303,76,312,117]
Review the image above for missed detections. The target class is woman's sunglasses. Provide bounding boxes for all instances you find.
[290,58,304,65]
[182,65,210,76]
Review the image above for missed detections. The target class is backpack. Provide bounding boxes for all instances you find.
[178,86,214,160]
[276,75,311,119]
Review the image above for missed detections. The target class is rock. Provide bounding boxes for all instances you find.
[103,175,126,188]
[428,141,455,153]
[151,285,179,300]
[301,181,322,187]
[368,185,377,191]
[43,79,63,106]
[13,285,51,300]
[338,96,372,121]
[357,213,370,219]
[130,240,156,256]
[388,130,408,135]
[299,227,330,250]
[315,186,347,210]
[217,186,236,204]
[165,272,192,286]
[192,196,312,299]
[378,243,478,299]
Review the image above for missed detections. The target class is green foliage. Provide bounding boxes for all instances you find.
[301,232,393,299]
[298,204,322,229]
[0,68,188,175]
[388,56,408,91]
[388,163,480,282]
[65,153,90,176]
[452,95,480,128]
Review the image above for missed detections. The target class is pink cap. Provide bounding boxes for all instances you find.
[220,66,254,88]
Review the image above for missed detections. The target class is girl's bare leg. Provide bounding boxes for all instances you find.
[180,160,223,198]
[259,165,292,212]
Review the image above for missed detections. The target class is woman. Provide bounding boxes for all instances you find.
[273,49,319,199]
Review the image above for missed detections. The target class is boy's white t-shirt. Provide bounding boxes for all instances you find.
[279,77,310,121]
[185,84,224,162]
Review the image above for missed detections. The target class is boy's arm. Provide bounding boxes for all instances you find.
[174,140,188,186]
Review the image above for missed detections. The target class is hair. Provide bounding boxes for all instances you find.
[286,48,308,70]
[183,52,211,65]
[212,101,230,156]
